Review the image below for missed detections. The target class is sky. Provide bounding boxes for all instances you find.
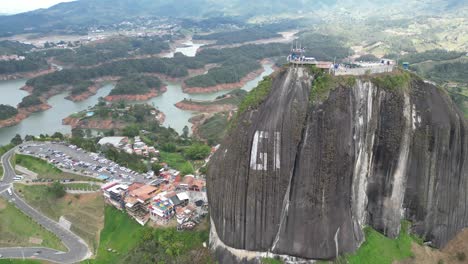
[0,0,75,14]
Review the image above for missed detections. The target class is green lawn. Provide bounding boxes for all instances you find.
[346,221,420,264]
[85,206,145,264]
[0,198,66,251]
[160,151,195,175]
[14,184,105,254]
[14,154,101,182]
[15,154,62,176]
[262,258,283,264]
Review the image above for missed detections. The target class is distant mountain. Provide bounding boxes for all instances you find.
[0,0,464,36]
[0,0,337,36]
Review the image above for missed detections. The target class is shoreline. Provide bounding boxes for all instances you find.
[182,67,265,94]
[0,103,51,129]
[62,111,166,130]
[0,68,57,81]
[104,86,167,102]
[175,99,237,113]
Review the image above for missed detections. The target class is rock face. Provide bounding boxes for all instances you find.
[207,67,468,263]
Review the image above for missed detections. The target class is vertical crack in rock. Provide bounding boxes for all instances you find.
[271,100,311,252]
[382,91,413,237]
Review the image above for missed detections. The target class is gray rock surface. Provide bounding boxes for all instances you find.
[207,67,468,263]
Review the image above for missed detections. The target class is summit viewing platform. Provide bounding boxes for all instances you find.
[287,42,395,76]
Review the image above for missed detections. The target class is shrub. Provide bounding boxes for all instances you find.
[456,252,466,262]
[47,181,66,198]
[237,76,272,115]
[184,143,211,160]
[371,72,411,91]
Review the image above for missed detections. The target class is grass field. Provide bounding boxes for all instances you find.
[345,222,420,264]
[86,206,145,264]
[15,154,62,175]
[0,198,65,251]
[160,151,195,175]
[14,184,105,254]
[14,154,101,182]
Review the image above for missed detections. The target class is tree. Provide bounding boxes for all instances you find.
[51,132,64,140]
[48,181,66,198]
[182,125,189,139]
[72,128,85,138]
[184,143,211,160]
[10,134,23,146]
[104,129,115,136]
[199,166,208,175]
[85,129,92,138]
[123,124,140,137]
[161,142,176,152]
[0,104,18,120]
[24,135,35,142]
[152,163,162,173]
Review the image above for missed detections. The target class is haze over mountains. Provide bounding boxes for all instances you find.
[0,0,465,36]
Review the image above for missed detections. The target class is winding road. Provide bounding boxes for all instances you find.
[0,148,91,263]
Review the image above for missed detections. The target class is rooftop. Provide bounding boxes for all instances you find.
[98,136,128,147]
[129,184,158,202]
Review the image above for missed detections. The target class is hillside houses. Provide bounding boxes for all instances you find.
[101,167,207,228]
[99,136,158,157]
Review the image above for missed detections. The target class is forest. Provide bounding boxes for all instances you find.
[193,27,281,45]
[298,32,353,61]
[110,75,163,95]
[0,57,48,74]
[71,81,94,95]
[0,104,18,120]
[18,95,43,108]
[26,43,289,96]
[423,62,468,83]
[0,40,35,55]
[184,58,260,87]
[50,37,171,66]
[400,49,465,64]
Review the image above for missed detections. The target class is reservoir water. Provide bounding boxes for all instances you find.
[0,79,29,106]
[0,41,274,145]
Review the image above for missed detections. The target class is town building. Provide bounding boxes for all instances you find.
[102,182,129,210]
[125,183,159,225]
[98,137,128,148]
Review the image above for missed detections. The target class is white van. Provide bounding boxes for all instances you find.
[7,188,12,196]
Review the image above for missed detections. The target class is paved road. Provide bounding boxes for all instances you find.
[0,148,91,263]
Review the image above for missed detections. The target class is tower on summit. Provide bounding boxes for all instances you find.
[287,41,317,65]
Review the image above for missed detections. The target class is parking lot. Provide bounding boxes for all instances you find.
[19,142,150,183]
